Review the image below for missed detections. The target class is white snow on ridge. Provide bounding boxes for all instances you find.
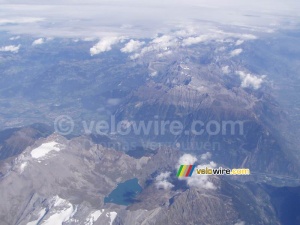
[30,141,61,159]
[53,195,66,207]
[20,162,28,173]
[106,212,117,225]
[27,208,46,225]
[41,196,75,225]
[41,206,74,225]
[85,210,104,225]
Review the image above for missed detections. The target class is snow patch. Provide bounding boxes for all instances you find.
[53,196,66,207]
[85,210,104,225]
[41,196,75,225]
[41,207,74,225]
[27,208,46,225]
[30,142,61,159]
[20,162,28,173]
[106,212,117,225]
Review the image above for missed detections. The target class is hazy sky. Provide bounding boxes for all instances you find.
[0,0,299,38]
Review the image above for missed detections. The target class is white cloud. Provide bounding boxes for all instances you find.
[129,53,140,60]
[157,50,172,58]
[154,35,177,50]
[181,30,256,47]
[185,162,217,190]
[177,154,197,167]
[90,37,121,56]
[182,34,210,46]
[32,38,44,46]
[0,44,20,53]
[155,172,174,190]
[156,180,174,190]
[230,48,243,57]
[156,172,171,180]
[240,34,257,40]
[142,35,176,54]
[235,39,244,46]
[222,66,230,74]
[236,71,266,89]
[234,221,245,225]
[9,36,20,40]
[151,35,177,49]
[82,37,96,42]
[216,46,226,52]
[121,39,144,53]
[150,71,157,77]
[200,152,212,160]
[131,35,177,59]
[174,26,197,37]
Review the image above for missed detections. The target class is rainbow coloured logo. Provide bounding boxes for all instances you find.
[176,165,196,177]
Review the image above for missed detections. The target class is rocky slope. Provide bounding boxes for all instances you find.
[0,132,289,225]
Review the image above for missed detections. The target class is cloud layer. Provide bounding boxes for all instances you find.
[0,0,298,38]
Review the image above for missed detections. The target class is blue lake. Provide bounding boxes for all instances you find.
[104,178,142,206]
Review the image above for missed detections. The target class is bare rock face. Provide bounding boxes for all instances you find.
[148,189,240,225]
[114,60,299,182]
[0,123,52,161]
